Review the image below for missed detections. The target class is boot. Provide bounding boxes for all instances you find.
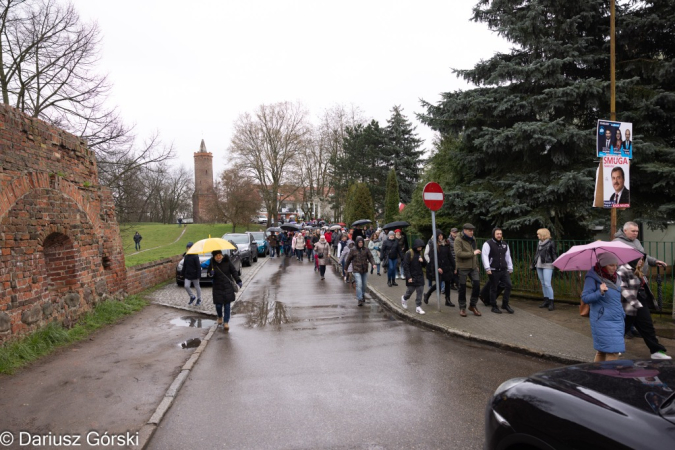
[491,305,502,314]
[539,298,550,308]
[548,300,555,311]
[502,303,514,314]
[445,298,455,307]
[217,317,223,326]
[423,291,430,305]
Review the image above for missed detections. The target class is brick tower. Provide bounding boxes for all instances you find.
[192,139,217,223]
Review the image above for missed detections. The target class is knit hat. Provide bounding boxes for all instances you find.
[597,252,619,267]
[186,242,193,248]
[395,229,401,233]
[388,231,395,237]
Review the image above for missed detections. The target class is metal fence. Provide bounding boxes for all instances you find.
[406,234,674,310]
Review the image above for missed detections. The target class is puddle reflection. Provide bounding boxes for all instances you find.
[234,299,297,328]
[170,316,216,328]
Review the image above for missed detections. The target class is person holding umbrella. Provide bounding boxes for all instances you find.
[267,232,278,257]
[205,249,242,331]
[581,252,625,362]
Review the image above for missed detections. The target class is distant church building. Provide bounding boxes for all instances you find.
[192,139,217,223]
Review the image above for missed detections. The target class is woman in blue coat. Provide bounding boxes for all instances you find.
[581,252,625,362]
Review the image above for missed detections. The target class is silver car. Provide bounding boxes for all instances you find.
[222,233,257,266]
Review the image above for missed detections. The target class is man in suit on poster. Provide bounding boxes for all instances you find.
[608,166,630,205]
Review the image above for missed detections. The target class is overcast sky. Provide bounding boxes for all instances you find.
[70,0,510,176]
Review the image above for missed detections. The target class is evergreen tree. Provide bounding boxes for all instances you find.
[343,182,358,226]
[384,169,400,224]
[382,106,424,204]
[346,183,375,226]
[420,0,675,236]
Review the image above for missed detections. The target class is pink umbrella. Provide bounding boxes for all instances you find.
[553,240,644,271]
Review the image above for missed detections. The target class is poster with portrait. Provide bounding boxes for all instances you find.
[593,156,630,208]
[597,120,633,159]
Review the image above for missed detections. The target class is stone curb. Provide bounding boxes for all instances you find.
[367,284,586,365]
[137,258,269,448]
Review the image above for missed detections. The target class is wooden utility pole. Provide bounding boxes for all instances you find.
[610,0,617,237]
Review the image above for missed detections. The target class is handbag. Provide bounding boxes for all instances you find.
[317,252,324,259]
[579,299,590,317]
[215,265,239,293]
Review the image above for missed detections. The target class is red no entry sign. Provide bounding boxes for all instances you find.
[423,182,444,211]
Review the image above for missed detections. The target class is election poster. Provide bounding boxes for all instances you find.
[593,156,630,208]
[597,120,633,159]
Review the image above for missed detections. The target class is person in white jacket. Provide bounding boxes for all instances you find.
[480,227,514,314]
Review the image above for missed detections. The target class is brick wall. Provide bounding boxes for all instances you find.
[0,104,126,342]
[126,256,182,295]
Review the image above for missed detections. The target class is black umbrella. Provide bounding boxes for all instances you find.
[382,221,410,231]
[328,224,342,231]
[280,223,301,231]
[351,219,372,227]
[266,226,282,233]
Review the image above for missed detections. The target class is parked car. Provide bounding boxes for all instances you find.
[257,216,268,224]
[175,242,242,285]
[222,233,257,266]
[247,231,269,257]
[485,359,675,450]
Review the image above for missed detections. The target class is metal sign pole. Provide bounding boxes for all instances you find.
[431,211,441,312]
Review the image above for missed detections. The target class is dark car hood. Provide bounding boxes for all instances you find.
[525,360,675,420]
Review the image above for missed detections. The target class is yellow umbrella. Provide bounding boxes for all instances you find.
[186,237,236,254]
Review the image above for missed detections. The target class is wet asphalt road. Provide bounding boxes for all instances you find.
[148,255,560,450]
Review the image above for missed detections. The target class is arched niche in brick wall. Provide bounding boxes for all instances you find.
[43,232,80,296]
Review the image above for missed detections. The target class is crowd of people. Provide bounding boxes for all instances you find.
[178,220,670,360]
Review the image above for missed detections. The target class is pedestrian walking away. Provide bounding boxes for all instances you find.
[401,239,427,314]
[581,252,625,362]
[481,227,515,314]
[380,231,403,287]
[532,228,558,310]
[204,249,242,331]
[368,231,382,276]
[133,231,142,251]
[181,242,202,306]
[617,257,671,360]
[267,232,278,257]
[424,230,456,307]
[454,223,482,317]
[314,236,331,280]
[345,236,376,306]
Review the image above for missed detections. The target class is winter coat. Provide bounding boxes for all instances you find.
[345,238,375,274]
[425,240,455,281]
[294,234,306,250]
[339,243,354,273]
[455,233,479,270]
[396,235,408,253]
[448,236,456,260]
[581,269,625,353]
[314,240,331,266]
[402,239,426,286]
[613,230,657,267]
[208,255,241,305]
[267,234,278,248]
[133,233,142,243]
[324,232,333,244]
[331,231,340,247]
[368,239,381,265]
[380,238,403,261]
[532,239,557,269]
[181,254,202,280]
[481,232,513,272]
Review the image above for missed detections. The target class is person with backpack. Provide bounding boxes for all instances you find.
[401,239,427,314]
[345,237,376,306]
[380,231,403,287]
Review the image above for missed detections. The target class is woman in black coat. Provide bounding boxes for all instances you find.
[208,250,242,331]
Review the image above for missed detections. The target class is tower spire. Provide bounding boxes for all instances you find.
[199,139,207,153]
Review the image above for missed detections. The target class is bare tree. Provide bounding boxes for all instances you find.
[228,101,311,225]
[215,166,261,232]
[0,0,174,214]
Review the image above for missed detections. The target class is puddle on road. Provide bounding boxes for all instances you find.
[179,338,202,349]
[170,316,216,328]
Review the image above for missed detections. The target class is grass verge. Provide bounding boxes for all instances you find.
[0,296,148,375]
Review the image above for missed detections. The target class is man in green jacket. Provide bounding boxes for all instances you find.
[454,223,482,317]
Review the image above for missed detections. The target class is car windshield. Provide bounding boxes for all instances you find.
[250,233,265,240]
[223,234,249,244]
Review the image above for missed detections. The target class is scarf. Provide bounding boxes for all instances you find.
[594,262,618,286]
[616,264,643,316]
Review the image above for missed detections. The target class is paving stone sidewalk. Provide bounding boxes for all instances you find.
[329,258,674,364]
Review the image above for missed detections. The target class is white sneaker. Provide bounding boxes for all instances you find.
[416,306,425,315]
[401,295,408,309]
[651,351,672,360]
